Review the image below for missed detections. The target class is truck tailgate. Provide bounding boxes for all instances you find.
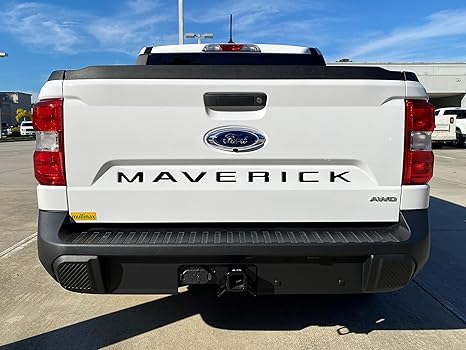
[63,76,406,223]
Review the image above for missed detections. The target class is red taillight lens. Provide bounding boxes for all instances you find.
[403,100,435,185]
[33,151,66,185]
[405,99,435,132]
[33,99,63,132]
[33,98,66,186]
[403,151,434,185]
[220,44,244,51]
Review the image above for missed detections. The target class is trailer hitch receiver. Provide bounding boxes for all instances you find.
[226,269,248,292]
[218,268,255,297]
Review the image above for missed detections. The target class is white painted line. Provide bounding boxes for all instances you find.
[0,232,37,258]
[436,155,456,160]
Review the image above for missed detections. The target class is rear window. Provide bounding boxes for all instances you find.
[456,110,466,119]
[145,53,326,66]
[22,121,32,126]
[444,110,463,115]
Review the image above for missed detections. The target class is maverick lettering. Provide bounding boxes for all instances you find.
[117,171,351,184]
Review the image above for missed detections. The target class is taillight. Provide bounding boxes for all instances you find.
[403,100,435,185]
[202,44,261,52]
[33,98,66,185]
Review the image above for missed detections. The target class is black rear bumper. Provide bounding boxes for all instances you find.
[38,209,430,295]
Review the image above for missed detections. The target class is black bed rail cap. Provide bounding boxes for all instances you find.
[403,71,419,82]
[48,70,66,81]
[49,65,416,81]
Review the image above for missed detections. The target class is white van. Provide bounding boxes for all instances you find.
[432,108,457,143]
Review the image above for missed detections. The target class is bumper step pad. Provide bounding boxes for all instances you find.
[68,226,404,246]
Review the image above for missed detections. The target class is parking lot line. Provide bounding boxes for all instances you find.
[0,232,37,258]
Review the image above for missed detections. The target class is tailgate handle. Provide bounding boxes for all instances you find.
[204,93,267,111]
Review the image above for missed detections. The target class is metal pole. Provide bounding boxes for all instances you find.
[178,0,184,44]
[228,14,234,43]
[197,35,201,45]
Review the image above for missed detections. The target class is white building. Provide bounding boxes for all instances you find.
[335,63,466,108]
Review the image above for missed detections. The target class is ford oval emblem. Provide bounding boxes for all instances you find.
[205,126,266,152]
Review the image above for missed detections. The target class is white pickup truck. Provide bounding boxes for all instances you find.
[34,43,434,295]
[432,108,457,144]
[434,107,466,147]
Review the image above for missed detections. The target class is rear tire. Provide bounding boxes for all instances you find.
[455,128,465,148]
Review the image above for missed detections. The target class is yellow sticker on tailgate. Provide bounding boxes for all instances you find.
[71,212,97,221]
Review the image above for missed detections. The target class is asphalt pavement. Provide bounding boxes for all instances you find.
[0,141,465,350]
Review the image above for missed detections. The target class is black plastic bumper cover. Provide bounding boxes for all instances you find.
[37,210,430,295]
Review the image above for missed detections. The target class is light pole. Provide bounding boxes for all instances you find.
[185,33,214,44]
[1,52,8,138]
[178,0,184,44]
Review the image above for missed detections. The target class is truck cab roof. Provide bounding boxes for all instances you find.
[136,44,326,66]
[139,44,318,55]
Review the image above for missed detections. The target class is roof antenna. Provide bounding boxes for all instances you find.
[228,14,234,43]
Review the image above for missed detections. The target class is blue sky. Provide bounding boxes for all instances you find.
[1,0,466,100]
